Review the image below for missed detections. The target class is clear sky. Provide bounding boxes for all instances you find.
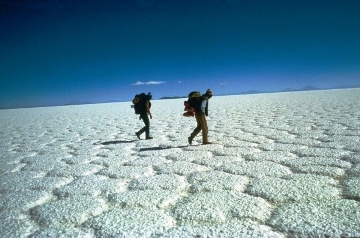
[1,0,360,109]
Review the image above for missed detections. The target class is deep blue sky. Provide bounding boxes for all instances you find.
[1,0,360,108]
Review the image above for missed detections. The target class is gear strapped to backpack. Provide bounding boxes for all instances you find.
[132,93,151,114]
[183,91,202,117]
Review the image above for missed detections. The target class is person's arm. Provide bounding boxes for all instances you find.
[146,101,152,119]
[200,99,207,114]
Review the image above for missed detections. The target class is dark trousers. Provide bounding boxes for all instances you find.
[138,112,150,136]
[190,111,208,143]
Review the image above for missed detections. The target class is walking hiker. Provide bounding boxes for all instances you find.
[188,89,213,145]
[133,92,153,140]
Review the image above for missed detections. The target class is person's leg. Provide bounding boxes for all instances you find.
[135,113,148,139]
[188,112,202,144]
[199,113,210,144]
[141,113,152,139]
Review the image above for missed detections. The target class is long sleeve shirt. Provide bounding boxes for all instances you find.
[201,99,207,113]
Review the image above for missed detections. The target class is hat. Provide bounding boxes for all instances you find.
[147,92,152,100]
[205,89,212,98]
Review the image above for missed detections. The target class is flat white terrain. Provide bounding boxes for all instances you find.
[1,88,360,237]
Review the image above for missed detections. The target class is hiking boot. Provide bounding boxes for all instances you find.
[203,141,212,145]
[146,136,153,140]
[188,137,193,145]
[135,132,141,140]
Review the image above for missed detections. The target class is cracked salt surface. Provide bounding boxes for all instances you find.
[53,175,126,198]
[129,174,187,191]
[187,170,249,192]
[108,190,183,209]
[219,160,292,178]
[343,178,360,200]
[173,191,272,226]
[247,174,340,203]
[268,199,360,237]
[83,208,176,237]
[1,88,360,237]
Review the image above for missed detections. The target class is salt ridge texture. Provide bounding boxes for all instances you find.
[1,88,360,237]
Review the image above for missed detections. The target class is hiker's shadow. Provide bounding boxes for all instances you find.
[139,145,193,152]
[100,140,137,145]
[98,141,199,150]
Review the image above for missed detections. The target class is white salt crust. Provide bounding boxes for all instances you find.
[0,190,52,212]
[108,190,183,209]
[31,196,108,228]
[83,208,176,237]
[53,175,126,198]
[1,88,360,237]
[29,228,94,238]
[0,211,39,238]
[159,222,285,238]
[219,161,292,178]
[268,199,360,237]
[47,163,104,178]
[245,151,297,163]
[187,170,249,193]
[129,173,187,191]
[96,165,155,179]
[246,174,340,203]
[172,191,272,226]
[343,178,360,199]
[154,161,211,175]
[192,155,243,168]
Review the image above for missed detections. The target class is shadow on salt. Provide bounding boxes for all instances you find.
[139,145,190,152]
[99,140,193,151]
[100,140,137,145]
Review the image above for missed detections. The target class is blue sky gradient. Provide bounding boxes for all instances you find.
[1,0,360,108]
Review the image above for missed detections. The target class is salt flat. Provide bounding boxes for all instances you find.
[1,88,360,237]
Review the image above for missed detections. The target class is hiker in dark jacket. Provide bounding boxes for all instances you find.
[188,89,213,145]
[135,92,153,140]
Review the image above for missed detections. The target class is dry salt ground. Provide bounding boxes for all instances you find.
[1,88,360,237]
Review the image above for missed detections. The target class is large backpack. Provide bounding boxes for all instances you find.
[183,91,202,117]
[132,93,151,114]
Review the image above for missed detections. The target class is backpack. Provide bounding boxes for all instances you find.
[132,93,151,114]
[183,91,202,117]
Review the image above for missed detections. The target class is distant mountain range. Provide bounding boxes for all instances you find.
[1,84,359,109]
[279,84,360,92]
[159,84,360,99]
[280,85,320,92]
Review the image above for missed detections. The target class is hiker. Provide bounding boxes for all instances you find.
[188,89,213,145]
[134,92,153,140]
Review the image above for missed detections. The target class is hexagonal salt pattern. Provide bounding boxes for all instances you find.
[97,165,154,179]
[1,89,359,237]
[47,163,104,177]
[108,190,182,209]
[192,155,243,168]
[83,208,176,237]
[29,227,93,238]
[219,161,292,178]
[343,178,360,200]
[172,191,272,226]
[348,163,360,176]
[0,190,52,212]
[187,170,249,192]
[160,221,285,238]
[246,174,340,203]
[154,161,210,175]
[245,151,297,163]
[0,211,39,237]
[31,196,108,228]
[166,150,213,162]
[128,173,187,190]
[268,199,360,237]
[53,175,126,198]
